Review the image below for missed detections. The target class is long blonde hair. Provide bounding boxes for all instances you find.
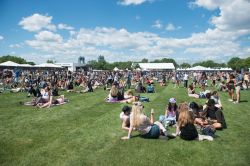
[110,85,118,97]
[178,102,194,128]
[131,103,144,128]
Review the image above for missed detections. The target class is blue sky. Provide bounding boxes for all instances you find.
[0,0,250,64]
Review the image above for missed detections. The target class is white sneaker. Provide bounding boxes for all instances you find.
[228,99,233,102]
[198,134,213,141]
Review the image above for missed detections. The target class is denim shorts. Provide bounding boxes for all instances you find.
[141,124,160,139]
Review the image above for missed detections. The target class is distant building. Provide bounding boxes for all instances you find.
[78,56,85,64]
[56,56,90,72]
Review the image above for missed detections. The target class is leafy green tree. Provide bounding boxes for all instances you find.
[151,58,178,67]
[141,58,148,63]
[179,63,191,68]
[192,60,226,68]
[46,60,54,63]
[228,57,242,70]
[0,55,35,64]
[244,57,250,68]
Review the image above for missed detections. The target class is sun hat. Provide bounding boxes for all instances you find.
[169,98,176,103]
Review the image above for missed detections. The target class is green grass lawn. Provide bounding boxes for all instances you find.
[0,84,250,166]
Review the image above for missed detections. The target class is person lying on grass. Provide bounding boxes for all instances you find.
[121,102,175,140]
[174,102,213,141]
[120,105,132,131]
[37,95,68,108]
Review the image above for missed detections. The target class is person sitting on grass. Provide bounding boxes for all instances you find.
[189,102,208,128]
[23,87,52,106]
[187,84,200,98]
[35,86,53,107]
[174,103,213,141]
[159,98,178,128]
[121,102,175,140]
[135,81,146,93]
[146,83,155,93]
[107,84,119,102]
[211,91,223,109]
[202,99,227,130]
[120,105,132,131]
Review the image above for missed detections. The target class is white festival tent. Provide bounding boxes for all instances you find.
[113,67,119,71]
[178,66,233,71]
[0,61,62,68]
[219,67,233,71]
[138,63,175,70]
[0,61,20,67]
[187,66,208,71]
[18,64,33,67]
[34,63,62,68]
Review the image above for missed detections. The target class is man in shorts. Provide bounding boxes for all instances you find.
[234,71,243,103]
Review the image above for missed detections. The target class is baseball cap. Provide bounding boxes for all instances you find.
[169,98,176,103]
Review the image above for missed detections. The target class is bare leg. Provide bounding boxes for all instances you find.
[212,123,222,129]
[154,121,166,132]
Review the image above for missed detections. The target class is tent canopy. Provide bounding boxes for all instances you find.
[35,63,62,68]
[0,61,20,67]
[113,67,119,71]
[138,63,175,70]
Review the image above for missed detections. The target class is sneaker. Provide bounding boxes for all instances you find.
[163,131,176,139]
[233,101,239,104]
[228,99,233,102]
[203,135,214,141]
[159,135,168,140]
[198,135,213,141]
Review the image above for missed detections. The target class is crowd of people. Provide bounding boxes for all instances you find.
[0,67,249,141]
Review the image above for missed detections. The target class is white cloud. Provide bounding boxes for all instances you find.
[22,3,250,63]
[34,31,63,42]
[19,13,56,32]
[188,0,221,10]
[191,0,250,31]
[9,44,22,48]
[118,0,148,6]
[0,35,3,40]
[166,23,182,31]
[24,25,250,63]
[211,0,250,30]
[152,20,163,29]
[58,23,74,30]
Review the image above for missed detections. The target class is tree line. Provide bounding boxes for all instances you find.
[0,55,249,70]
